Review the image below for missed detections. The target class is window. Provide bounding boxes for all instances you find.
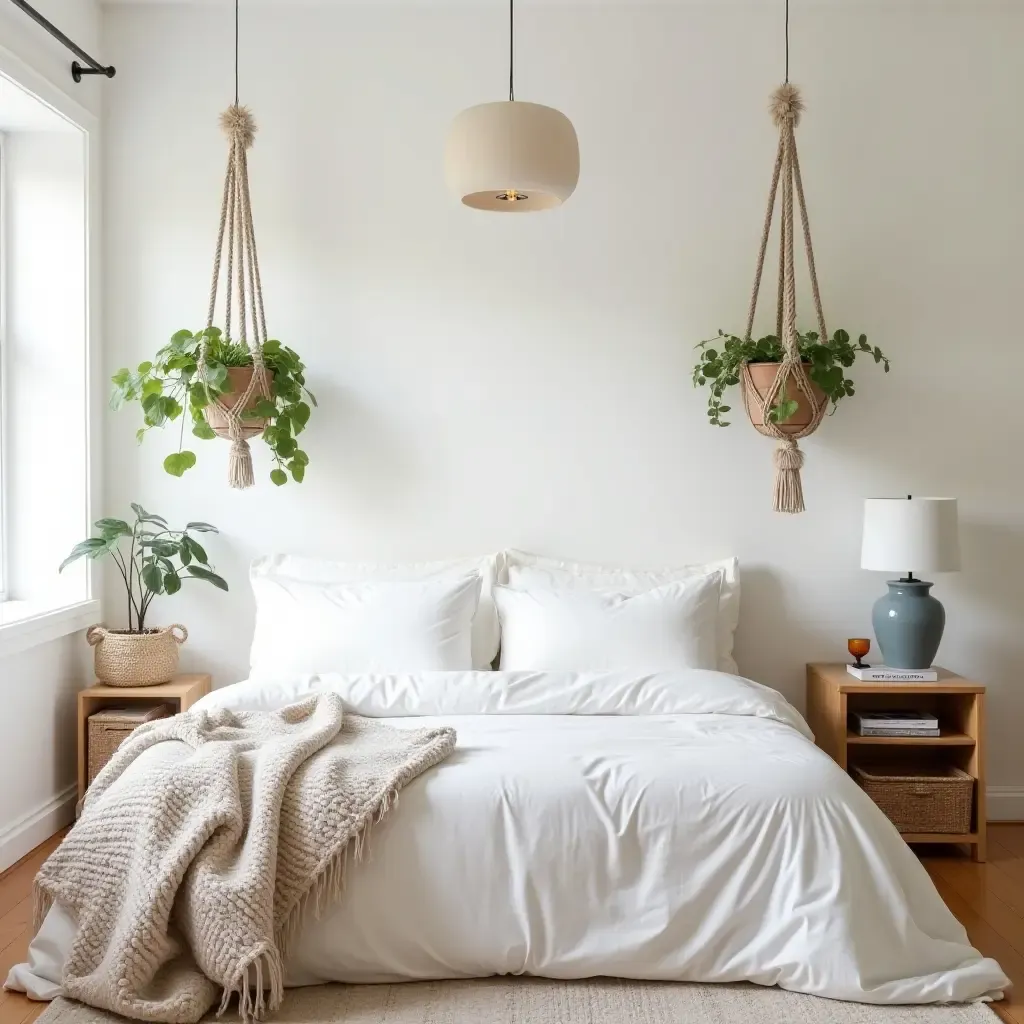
[0,69,97,648]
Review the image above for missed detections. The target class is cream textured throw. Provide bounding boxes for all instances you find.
[33,695,456,1024]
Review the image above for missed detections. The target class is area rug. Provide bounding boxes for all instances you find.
[35,978,1001,1024]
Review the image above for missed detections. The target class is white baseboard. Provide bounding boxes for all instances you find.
[0,783,76,873]
[988,787,1024,822]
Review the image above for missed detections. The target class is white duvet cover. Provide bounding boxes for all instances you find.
[9,670,1008,1006]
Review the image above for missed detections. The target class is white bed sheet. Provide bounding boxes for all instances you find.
[7,670,1008,1006]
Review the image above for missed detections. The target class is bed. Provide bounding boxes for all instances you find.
[10,668,1009,1006]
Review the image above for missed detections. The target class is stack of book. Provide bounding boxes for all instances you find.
[850,710,940,737]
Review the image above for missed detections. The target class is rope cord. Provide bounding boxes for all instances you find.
[234,0,239,106]
[508,0,514,102]
[198,104,271,489]
[784,0,789,84]
[740,82,828,513]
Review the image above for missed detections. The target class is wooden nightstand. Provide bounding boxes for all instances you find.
[806,662,986,861]
[77,674,212,802]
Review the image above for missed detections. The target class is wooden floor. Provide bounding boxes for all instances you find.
[1,829,1023,1023]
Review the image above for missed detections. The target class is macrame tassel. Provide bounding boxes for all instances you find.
[228,437,255,490]
[772,439,806,514]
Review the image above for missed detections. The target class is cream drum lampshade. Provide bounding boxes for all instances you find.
[445,100,580,212]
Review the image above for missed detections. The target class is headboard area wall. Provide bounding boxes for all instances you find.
[100,2,1024,807]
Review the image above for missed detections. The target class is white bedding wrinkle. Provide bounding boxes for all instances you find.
[10,670,1008,1008]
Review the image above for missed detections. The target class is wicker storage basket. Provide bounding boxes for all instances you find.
[88,705,173,786]
[86,624,187,686]
[853,764,974,834]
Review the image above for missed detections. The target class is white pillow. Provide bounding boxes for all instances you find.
[249,574,482,677]
[251,553,503,669]
[493,574,722,672]
[503,551,740,674]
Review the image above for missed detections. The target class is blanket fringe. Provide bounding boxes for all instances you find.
[218,943,284,1024]
[276,787,401,963]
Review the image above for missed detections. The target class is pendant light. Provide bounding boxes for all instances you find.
[445,0,580,212]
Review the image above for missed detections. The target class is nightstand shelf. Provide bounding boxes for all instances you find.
[846,729,974,746]
[806,662,986,862]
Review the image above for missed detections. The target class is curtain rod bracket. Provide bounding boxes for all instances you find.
[8,0,115,82]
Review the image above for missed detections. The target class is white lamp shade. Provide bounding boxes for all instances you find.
[860,498,961,573]
[445,100,579,212]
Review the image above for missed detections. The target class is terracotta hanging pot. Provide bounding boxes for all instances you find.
[741,361,827,438]
[204,366,272,440]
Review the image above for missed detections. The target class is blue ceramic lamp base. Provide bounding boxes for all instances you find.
[871,579,946,670]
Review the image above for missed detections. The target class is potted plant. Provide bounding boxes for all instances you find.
[60,504,229,686]
[111,328,316,487]
[692,328,890,429]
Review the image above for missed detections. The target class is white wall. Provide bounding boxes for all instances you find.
[101,2,1024,811]
[0,0,101,869]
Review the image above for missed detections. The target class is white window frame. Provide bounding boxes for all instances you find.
[0,129,7,602]
[0,47,101,656]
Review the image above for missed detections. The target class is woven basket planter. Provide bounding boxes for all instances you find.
[86,624,188,686]
[204,366,272,441]
[853,764,974,834]
[741,362,827,437]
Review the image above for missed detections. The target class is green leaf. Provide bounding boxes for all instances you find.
[192,419,217,440]
[141,561,164,595]
[769,399,800,424]
[275,436,297,458]
[163,572,182,595]
[112,368,131,387]
[718,406,731,413]
[141,378,163,398]
[58,537,108,572]
[137,360,153,374]
[178,539,192,565]
[170,329,194,346]
[128,504,168,526]
[185,536,209,565]
[95,518,131,538]
[135,427,147,444]
[150,540,178,557]
[163,450,197,477]
[289,461,305,483]
[291,449,309,467]
[833,329,850,345]
[162,396,182,421]
[186,565,229,591]
[270,468,288,486]
[253,399,278,419]
[185,521,219,533]
[291,402,311,428]
[204,360,228,389]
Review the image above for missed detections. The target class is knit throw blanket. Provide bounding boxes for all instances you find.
[33,694,456,1024]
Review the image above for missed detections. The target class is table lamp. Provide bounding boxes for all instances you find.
[860,497,960,669]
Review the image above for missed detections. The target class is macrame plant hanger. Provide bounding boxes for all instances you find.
[198,0,272,490]
[740,0,828,514]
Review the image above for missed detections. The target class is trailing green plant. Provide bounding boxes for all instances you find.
[692,329,890,427]
[59,504,228,633]
[111,327,317,486]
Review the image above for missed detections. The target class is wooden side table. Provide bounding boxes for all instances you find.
[77,674,212,802]
[806,662,986,861]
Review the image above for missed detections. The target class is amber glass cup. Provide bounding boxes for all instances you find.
[847,638,871,669]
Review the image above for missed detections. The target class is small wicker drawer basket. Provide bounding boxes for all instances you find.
[853,764,974,834]
[88,705,173,787]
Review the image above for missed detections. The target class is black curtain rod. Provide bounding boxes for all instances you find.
[7,0,115,81]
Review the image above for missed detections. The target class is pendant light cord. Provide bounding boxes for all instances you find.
[508,0,515,101]
[784,0,790,83]
[234,0,239,104]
